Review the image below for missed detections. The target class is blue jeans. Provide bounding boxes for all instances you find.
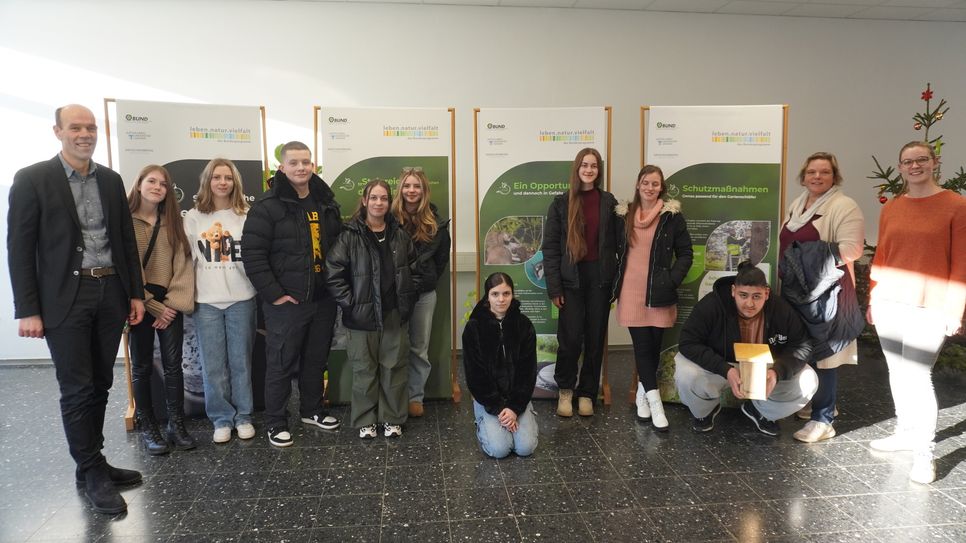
[194,299,256,429]
[810,366,838,424]
[473,400,539,459]
[407,290,437,402]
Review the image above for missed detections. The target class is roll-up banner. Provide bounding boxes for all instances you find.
[109,99,267,421]
[475,107,610,399]
[642,105,786,402]
[112,100,265,201]
[318,107,456,403]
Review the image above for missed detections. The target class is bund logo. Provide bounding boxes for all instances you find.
[486,122,506,129]
[125,114,149,123]
[655,121,676,129]
[328,116,348,123]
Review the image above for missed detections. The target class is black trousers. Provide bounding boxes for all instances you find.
[554,261,612,400]
[129,311,185,418]
[629,326,665,391]
[261,293,337,428]
[44,275,128,472]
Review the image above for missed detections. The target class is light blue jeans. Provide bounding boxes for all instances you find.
[673,352,818,422]
[473,400,539,459]
[194,299,256,430]
[407,290,437,403]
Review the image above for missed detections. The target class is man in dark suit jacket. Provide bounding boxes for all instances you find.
[7,104,146,515]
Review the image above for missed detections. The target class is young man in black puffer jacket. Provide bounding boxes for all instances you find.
[242,141,343,447]
[674,262,817,437]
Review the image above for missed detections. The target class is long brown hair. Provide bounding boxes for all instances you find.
[351,178,393,222]
[391,168,437,243]
[128,164,191,257]
[195,158,249,214]
[624,165,666,246]
[565,148,604,262]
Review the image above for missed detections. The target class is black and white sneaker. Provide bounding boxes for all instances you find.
[741,401,779,436]
[268,427,294,447]
[359,424,378,439]
[383,423,403,438]
[691,403,721,433]
[301,412,341,431]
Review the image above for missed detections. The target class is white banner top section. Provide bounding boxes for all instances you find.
[114,99,263,188]
[477,107,608,196]
[646,105,784,175]
[319,107,452,171]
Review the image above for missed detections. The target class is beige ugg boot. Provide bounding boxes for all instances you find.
[557,389,574,417]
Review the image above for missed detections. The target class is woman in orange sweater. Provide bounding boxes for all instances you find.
[867,141,966,484]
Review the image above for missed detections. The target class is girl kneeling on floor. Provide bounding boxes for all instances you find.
[462,272,539,458]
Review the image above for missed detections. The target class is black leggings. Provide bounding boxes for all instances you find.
[628,326,665,391]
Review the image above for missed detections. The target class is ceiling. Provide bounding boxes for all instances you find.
[305,0,966,21]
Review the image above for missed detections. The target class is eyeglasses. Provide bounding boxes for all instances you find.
[401,167,423,174]
[900,156,932,167]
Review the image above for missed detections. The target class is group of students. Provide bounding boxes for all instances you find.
[124,139,963,485]
[470,143,965,489]
[25,106,956,517]
[124,141,451,452]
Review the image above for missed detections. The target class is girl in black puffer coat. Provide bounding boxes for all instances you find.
[462,273,538,458]
[325,180,417,440]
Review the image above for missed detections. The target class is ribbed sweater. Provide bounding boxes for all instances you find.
[132,216,195,318]
[871,189,966,322]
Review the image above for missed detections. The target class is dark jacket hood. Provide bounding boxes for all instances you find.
[269,171,336,205]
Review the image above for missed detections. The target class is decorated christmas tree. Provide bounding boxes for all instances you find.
[868,83,966,203]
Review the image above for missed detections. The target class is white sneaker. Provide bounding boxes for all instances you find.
[793,421,836,443]
[236,423,256,440]
[359,424,377,439]
[383,423,403,438]
[645,389,668,431]
[213,427,232,444]
[910,452,936,484]
[870,433,915,452]
[635,383,651,421]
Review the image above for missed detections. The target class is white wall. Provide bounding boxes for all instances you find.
[2,0,964,359]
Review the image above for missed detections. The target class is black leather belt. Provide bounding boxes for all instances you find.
[80,267,116,278]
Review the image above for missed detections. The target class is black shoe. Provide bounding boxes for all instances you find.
[84,465,127,515]
[166,416,197,451]
[691,403,721,433]
[301,412,341,431]
[75,463,143,488]
[268,427,294,448]
[138,415,171,456]
[741,401,779,436]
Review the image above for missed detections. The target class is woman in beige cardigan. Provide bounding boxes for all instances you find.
[779,152,864,443]
[127,165,196,455]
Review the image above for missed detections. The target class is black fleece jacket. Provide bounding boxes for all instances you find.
[462,298,537,416]
[242,172,341,303]
[678,275,812,380]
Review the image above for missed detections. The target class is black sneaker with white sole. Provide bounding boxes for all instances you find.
[692,403,721,432]
[301,412,341,431]
[741,401,779,436]
[268,427,294,447]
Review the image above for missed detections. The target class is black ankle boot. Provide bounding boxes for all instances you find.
[137,412,170,456]
[84,464,127,515]
[166,414,197,451]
